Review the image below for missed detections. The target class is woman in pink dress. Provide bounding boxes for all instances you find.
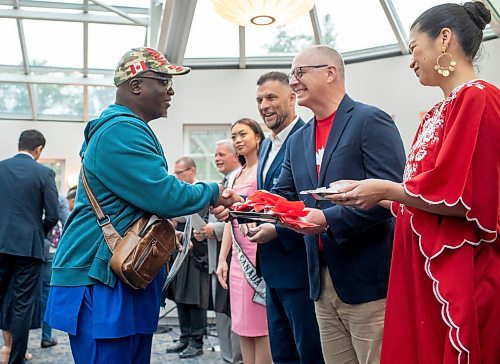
[217,118,272,364]
[324,2,499,363]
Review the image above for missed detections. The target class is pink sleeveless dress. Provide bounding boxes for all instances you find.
[229,169,269,337]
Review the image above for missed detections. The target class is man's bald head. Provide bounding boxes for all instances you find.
[289,45,346,118]
[295,45,345,80]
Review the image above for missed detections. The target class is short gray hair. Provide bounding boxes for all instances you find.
[215,139,237,155]
[175,156,196,169]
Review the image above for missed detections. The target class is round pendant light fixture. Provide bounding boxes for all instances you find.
[212,0,316,27]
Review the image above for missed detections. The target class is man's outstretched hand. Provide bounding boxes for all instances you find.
[210,187,243,221]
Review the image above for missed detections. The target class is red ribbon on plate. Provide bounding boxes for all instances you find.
[231,190,317,228]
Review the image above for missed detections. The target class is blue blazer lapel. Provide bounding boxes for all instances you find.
[302,121,318,188]
[318,94,355,186]
[257,138,271,189]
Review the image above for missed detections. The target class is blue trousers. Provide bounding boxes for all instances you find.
[41,259,53,342]
[266,286,324,364]
[68,287,153,364]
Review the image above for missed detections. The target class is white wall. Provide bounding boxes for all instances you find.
[1,38,498,192]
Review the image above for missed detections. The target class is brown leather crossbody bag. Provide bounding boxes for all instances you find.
[81,168,176,289]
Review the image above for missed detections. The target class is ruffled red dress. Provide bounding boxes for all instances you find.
[381,80,500,364]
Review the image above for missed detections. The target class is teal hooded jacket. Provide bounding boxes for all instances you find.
[51,104,219,287]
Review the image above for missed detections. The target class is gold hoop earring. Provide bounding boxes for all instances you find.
[434,46,456,77]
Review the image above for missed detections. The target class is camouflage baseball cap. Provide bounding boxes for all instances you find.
[114,47,190,86]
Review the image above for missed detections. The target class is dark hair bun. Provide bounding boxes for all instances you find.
[463,1,491,30]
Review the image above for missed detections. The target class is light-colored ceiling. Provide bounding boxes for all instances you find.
[0,0,498,122]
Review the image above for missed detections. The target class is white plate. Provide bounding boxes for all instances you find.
[300,187,342,200]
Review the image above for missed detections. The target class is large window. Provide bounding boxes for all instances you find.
[184,125,231,182]
[39,158,65,192]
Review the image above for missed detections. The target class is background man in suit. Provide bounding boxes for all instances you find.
[0,129,59,364]
[273,45,406,363]
[201,140,242,364]
[246,71,323,363]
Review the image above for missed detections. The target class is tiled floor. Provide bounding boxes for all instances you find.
[1,325,225,364]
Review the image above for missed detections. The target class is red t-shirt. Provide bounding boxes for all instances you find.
[315,112,336,175]
[315,111,335,251]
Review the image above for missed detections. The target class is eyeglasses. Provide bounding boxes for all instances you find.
[136,76,173,90]
[173,168,191,176]
[288,64,329,81]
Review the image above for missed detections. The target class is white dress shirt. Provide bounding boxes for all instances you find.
[262,116,299,182]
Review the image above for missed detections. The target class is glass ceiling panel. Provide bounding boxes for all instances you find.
[88,23,147,69]
[34,84,83,116]
[0,83,30,114]
[391,0,461,37]
[22,6,82,14]
[108,0,150,7]
[315,0,398,53]
[0,19,23,66]
[185,0,239,58]
[24,20,83,68]
[88,86,116,117]
[30,0,83,3]
[246,12,315,57]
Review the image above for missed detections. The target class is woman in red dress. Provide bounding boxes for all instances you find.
[326,2,499,363]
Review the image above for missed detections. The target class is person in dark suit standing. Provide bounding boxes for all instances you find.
[0,129,59,364]
[245,71,323,364]
[166,157,210,359]
[272,46,406,363]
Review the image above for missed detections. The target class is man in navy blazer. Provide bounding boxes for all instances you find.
[247,72,323,364]
[272,46,406,363]
[0,129,59,364]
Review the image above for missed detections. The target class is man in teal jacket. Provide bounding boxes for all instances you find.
[45,47,236,364]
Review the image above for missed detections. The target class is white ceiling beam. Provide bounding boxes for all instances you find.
[183,44,404,68]
[88,0,147,26]
[148,0,163,47]
[378,0,408,54]
[161,0,197,65]
[0,73,114,87]
[0,8,147,26]
[0,0,148,15]
[239,26,246,69]
[309,6,323,44]
[0,65,112,75]
[156,0,174,52]
[13,0,37,119]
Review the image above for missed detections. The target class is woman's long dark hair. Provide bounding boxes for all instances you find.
[231,118,265,166]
